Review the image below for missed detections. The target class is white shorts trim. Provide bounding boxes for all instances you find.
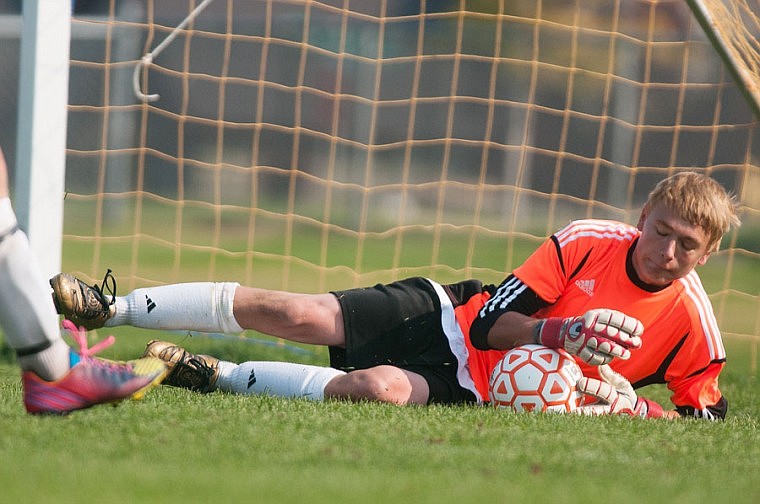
[427,278,483,404]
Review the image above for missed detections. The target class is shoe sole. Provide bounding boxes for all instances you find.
[129,366,171,401]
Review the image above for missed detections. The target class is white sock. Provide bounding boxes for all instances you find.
[108,282,244,334]
[0,198,16,234]
[16,339,71,381]
[216,360,346,401]
[0,198,69,381]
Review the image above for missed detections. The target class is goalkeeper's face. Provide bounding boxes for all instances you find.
[634,202,711,286]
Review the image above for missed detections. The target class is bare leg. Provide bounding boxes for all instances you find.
[232,287,346,347]
[324,366,431,405]
[223,288,431,404]
[231,289,431,403]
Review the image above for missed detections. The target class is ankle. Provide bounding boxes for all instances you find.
[17,339,71,381]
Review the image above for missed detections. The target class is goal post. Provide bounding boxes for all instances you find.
[15,0,71,281]
[55,0,759,349]
[685,0,760,120]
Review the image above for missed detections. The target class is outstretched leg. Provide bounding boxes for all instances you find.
[51,274,347,347]
[232,287,345,346]
[144,340,431,405]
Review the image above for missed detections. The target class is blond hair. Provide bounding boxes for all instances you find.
[642,172,741,252]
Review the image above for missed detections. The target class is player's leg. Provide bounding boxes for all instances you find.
[219,363,428,404]
[232,287,345,346]
[0,148,69,381]
[51,274,346,346]
[143,339,429,404]
[141,277,472,405]
[0,147,167,413]
[324,366,430,404]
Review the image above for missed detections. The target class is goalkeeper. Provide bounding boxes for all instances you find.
[51,171,740,420]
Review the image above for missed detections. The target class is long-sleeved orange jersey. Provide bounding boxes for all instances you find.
[462,219,727,419]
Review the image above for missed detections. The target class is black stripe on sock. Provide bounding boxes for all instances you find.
[0,224,18,243]
[15,340,53,357]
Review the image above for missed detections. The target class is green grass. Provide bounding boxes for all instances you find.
[0,329,758,503]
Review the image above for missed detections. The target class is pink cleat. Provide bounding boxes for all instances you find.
[22,320,168,414]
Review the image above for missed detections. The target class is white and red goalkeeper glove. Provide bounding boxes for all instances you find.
[536,309,643,366]
[576,364,665,419]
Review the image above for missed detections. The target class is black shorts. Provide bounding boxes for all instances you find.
[329,277,487,405]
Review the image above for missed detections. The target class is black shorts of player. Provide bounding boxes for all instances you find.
[329,277,487,405]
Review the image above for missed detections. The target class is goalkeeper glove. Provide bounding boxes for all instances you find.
[536,308,643,366]
[576,364,665,419]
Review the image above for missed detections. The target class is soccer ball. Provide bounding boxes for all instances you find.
[489,344,583,413]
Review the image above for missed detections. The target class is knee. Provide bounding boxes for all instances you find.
[328,367,414,405]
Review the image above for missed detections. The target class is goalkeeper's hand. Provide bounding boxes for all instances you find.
[536,309,643,366]
[576,364,665,419]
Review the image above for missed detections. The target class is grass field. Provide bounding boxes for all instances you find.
[1,327,758,503]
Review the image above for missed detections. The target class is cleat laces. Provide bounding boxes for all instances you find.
[62,319,119,365]
[186,355,216,376]
[93,268,117,311]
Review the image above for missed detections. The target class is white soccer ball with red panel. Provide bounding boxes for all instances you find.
[489,344,584,413]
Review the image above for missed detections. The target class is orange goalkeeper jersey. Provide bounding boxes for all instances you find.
[461,219,727,418]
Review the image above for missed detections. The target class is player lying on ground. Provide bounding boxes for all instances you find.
[51,171,740,420]
[0,147,167,414]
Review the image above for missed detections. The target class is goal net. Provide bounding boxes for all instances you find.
[64,0,759,346]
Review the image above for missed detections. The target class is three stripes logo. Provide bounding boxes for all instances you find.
[248,369,257,389]
[145,295,157,313]
[574,279,595,297]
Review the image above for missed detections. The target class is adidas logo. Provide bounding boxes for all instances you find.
[574,279,595,297]
[248,369,257,388]
[145,295,156,313]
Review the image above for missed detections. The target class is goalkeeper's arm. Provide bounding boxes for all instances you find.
[470,276,642,365]
[472,308,643,367]
[535,309,643,366]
